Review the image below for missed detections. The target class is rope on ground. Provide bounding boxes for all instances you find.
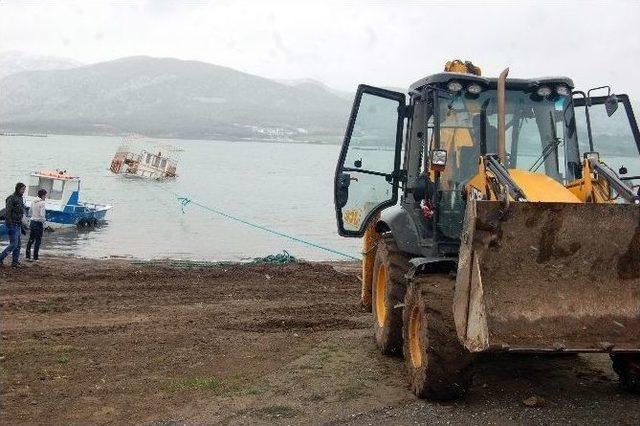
[252,250,296,264]
[131,255,296,268]
[152,184,361,261]
[131,259,234,268]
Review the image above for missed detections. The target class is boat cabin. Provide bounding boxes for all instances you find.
[28,170,80,205]
[110,148,178,179]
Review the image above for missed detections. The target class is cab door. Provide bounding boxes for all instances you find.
[334,84,406,237]
[573,93,640,183]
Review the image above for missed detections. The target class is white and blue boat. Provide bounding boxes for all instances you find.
[1,170,112,235]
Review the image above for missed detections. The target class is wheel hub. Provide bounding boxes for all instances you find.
[375,264,387,327]
[409,305,423,368]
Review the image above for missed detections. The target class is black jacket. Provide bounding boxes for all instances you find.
[5,193,25,225]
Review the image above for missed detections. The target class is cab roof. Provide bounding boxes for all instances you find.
[30,170,79,181]
[409,72,574,92]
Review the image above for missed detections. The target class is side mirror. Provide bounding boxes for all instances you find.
[605,94,619,117]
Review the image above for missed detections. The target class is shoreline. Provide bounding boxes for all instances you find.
[0,132,343,146]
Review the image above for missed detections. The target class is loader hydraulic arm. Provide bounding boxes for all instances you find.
[480,155,527,201]
[589,158,640,204]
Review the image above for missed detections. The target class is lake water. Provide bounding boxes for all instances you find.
[1,135,639,262]
[0,135,362,261]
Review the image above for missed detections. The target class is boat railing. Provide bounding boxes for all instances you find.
[65,202,109,212]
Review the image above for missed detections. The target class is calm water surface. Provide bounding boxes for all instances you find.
[0,135,361,261]
[2,135,639,261]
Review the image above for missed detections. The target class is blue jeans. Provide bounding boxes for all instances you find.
[26,221,44,260]
[1,223,22,266]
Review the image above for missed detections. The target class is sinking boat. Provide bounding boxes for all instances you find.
[109,136,180,180]
[0,170,112,236]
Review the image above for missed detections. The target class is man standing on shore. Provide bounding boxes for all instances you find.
[26,189,47,262]
[0,183,27,268]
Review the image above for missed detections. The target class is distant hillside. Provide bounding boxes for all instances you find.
[0,56,351,142]
[0,51,82,79]
[276,78,354,101]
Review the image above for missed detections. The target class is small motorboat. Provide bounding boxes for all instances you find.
[0,170,112,236]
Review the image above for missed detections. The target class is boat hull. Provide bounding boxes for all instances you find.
[0,205,112,236]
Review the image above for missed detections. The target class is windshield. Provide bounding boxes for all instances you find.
[433,88,579,190]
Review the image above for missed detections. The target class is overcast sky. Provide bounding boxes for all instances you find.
[2,1,639,96]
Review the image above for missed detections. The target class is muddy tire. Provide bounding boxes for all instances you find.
[371,233,411,356]
[402,274,473,400]
[611,354,640,393]
[360,218,381,312]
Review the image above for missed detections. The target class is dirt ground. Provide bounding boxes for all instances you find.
[1,257,638,425]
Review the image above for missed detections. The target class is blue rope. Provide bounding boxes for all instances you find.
[177,197,191,214]
[156,185,360,261]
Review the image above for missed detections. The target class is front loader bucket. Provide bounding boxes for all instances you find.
[453,200,640,353]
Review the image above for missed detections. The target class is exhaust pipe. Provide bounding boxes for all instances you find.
[497,68,509,163]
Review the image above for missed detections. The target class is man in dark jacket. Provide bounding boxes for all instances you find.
[1,183,27,267]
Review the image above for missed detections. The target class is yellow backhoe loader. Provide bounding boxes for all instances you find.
[333,60,640,399]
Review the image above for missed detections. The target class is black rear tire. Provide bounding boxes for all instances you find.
[371,233,410,356]
[611,354,640,393]
[402,274,473,400]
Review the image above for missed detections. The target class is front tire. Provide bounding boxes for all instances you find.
[402,274,473,400]
[371,233,410,356]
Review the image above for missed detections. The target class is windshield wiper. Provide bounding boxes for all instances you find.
[342,167,393,181]
[529,138,564,172]
[529,111,564,173]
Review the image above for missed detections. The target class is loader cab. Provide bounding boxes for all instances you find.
[414,74,584,250]
[334,73,640,254]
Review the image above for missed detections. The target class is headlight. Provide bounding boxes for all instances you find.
[431,149,448,167]
[447,81,463,92]
[584,151,600,163]
[536,86,552,97]
[467,83,483,94]
[556,85,571,96]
